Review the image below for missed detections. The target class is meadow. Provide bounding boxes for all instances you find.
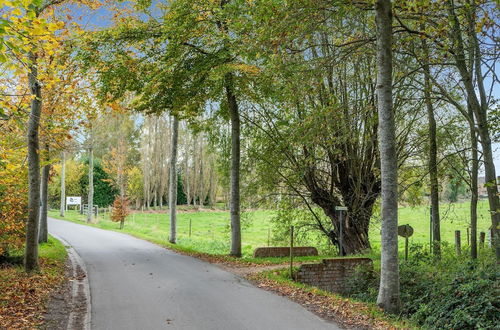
[48,200,493,260]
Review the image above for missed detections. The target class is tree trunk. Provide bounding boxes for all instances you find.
[39,160,50,244]
[25,50,42,273]
[87,146,94,223]
[225,73,241,257]
[469,106,479,259]
[198,137,204,207]
[60,151,66,217]
[422,38,441,256]
[169,116,179,244]
[375,0,401,314]
[185,141,191,206]
[448,0,500,260]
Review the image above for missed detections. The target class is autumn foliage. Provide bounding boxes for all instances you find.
[110,196,129,229]
[0,122,28,257]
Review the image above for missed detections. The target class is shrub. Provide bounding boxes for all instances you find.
[110,196,129,229]
[345,245,499,329]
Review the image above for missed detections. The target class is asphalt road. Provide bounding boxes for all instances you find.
[48,218,339,330]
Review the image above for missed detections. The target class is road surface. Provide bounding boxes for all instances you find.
[49,218,339,330]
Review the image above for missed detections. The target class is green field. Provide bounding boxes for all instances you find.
[49,200,493,259]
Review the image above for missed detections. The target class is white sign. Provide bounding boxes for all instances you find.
[66,196,81,205]
[335,206,348,211]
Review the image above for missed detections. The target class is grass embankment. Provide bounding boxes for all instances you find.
[50,200,492,261]
[0,237,67,328]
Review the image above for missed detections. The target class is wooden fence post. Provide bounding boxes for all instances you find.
[455,230,461,255]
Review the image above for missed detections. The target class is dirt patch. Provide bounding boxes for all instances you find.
[42,260,72,330]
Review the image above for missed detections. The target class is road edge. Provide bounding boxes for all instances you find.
[51,233,92,330]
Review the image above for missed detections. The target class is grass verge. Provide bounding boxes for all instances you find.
[0,236,67,329]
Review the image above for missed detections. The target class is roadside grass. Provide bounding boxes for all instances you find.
[0,236,67,328]
[50,200,492,261]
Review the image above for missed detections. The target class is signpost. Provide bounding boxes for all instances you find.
[398,224,414,261]
[335,206,348,256]
[66,196,82,211]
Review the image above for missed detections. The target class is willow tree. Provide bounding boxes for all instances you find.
[238,0,420,254]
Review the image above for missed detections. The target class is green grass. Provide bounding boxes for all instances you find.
[40,236,67,263]
[49,200,493,260]
[372,200,492,250]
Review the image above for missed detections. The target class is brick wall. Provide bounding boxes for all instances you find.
[295,258,373,294]
[253,247,318,258]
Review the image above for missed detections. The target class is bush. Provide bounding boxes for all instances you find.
[110,196,129,229]
[345,245,499,329]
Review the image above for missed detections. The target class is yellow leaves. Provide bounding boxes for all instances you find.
[11,8,22,16]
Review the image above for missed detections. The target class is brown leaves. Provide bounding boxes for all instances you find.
[0,258,66,329]
[110,196,130,223]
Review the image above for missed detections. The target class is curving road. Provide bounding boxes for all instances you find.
[48,218,339,330]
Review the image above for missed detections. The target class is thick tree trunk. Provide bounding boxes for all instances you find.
[87,146,94,223]
[25,51,42,272]
[375,0,401,314]
[422,39,441,256]
[225,73,241,257]
[60,151,66,217]
[169,117,179,244]
[308,179,377,255]
[39,161,50,244]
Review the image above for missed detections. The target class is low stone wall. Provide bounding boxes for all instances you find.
[253,247,318,258]
[295,258,373,294]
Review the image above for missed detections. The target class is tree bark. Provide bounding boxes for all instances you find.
[422,38,441,256]
[375,0,401,314]
[39,150,50,244]
[198,137,204,207]
[169,116,179,244]
[469,105,479,259]
[25,50,42,272]
[225,73,242,257]
[59,151,66,217]
[184,136,191,205]
[87,146,94,223]
[447,0,500,260]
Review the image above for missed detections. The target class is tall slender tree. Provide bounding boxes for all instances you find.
[375,0,401,314]
[169,117,179,243]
